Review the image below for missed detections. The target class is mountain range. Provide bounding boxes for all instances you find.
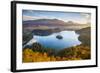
[23,19,90,27]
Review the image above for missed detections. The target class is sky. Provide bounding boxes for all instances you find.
[22,10,91,24]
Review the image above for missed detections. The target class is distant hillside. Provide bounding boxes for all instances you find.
[76,27,91,46]
[23,19,90,29]
[23,19,66,27]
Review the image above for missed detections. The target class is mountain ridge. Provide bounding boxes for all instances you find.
[23,19,90,27]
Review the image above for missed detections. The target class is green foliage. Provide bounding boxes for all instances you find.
[57,45,90,59]
[23,43,91,63]
[31,43,56,56]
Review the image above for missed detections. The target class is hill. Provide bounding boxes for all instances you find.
[23,19,90,30]
[76,27,91,46]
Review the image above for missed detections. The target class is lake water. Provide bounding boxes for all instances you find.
[34,31,81,50]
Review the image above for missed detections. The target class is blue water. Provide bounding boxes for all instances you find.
[34,31,81,50]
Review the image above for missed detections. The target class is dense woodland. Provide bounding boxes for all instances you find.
[23,43,90,63]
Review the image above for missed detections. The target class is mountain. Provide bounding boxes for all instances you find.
[23,19,88,27]
[23,19,66,27]
[23,19,90,30]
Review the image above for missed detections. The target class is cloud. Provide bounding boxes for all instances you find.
[22,15,35,21]
[22,15,48,21]
[23,15,57,21]
[81,13,91,20]
[80,13,91,24]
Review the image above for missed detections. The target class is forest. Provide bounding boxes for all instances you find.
[23,43,90,63]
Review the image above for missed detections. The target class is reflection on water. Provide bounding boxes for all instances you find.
[34,31,81,50]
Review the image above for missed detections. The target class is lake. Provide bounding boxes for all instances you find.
[33,31,81,50]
